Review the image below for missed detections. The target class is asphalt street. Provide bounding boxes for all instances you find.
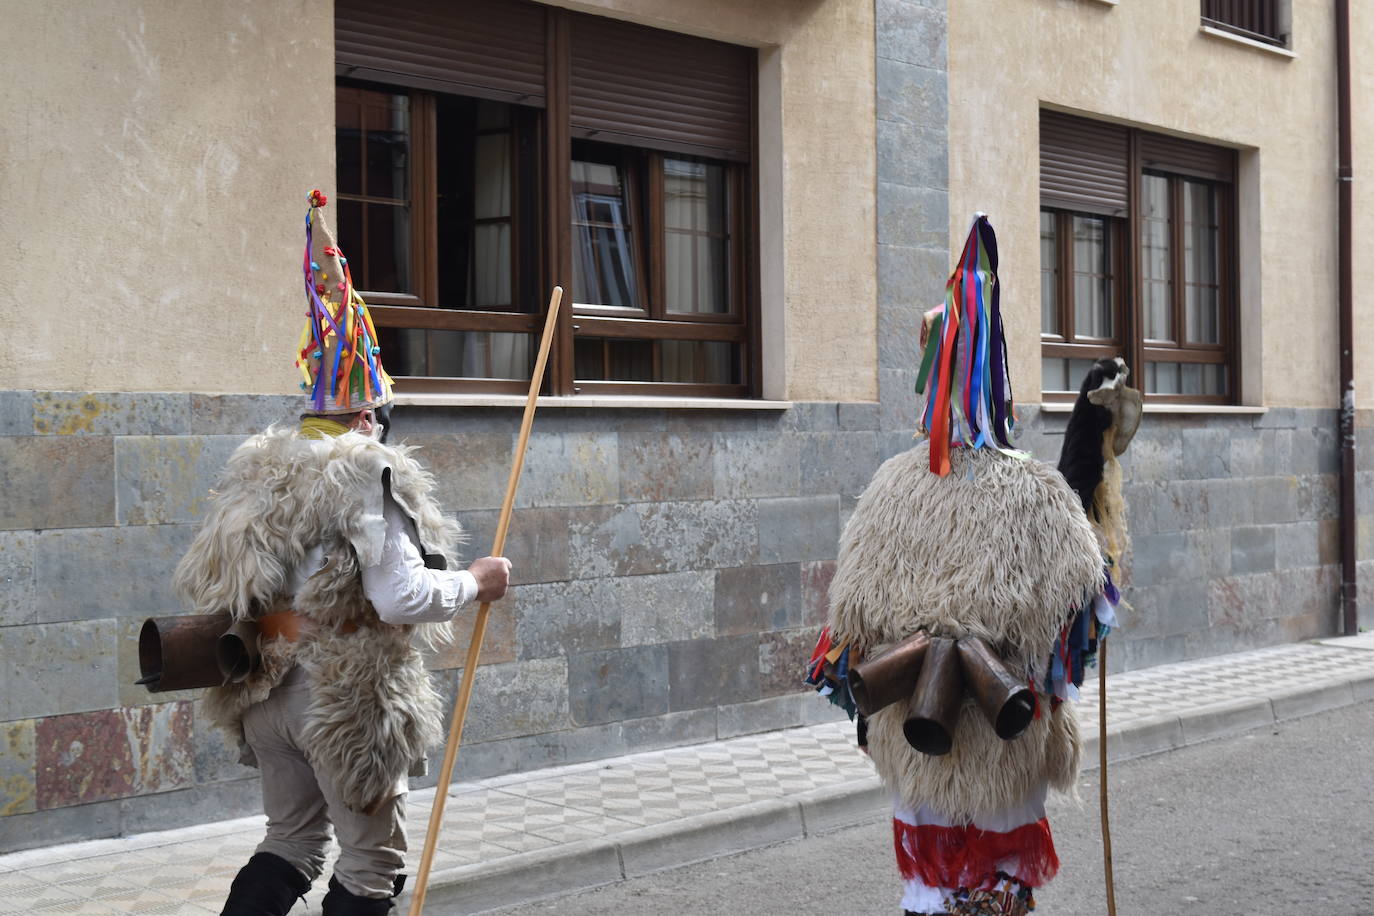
[504,703,1374,916]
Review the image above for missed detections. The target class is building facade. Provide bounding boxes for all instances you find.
[0,0,1367,854]
[0,0,946,851]
[946,0,1373,670]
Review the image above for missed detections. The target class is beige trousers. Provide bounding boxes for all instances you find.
[242,666,408,899]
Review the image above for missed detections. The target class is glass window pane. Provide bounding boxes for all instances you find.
[664,159,727,234]
[473,135,512,220]
[665,157,731,314]
[1040,212,1059,335]
[607,339,653,380]
[1042,357,1100,392]
[363,93,410,200]
[572,337,652,381]
[376,329,531,379]
[336,93,363,196]
[470,224,511,308]
[1141,174,1173,341]
[336,198,364,285]
[572,158,639,308]
[365,203,411,293]
[1175,362,1229,396]
[1183,180,1220,345]
[1070,216,1113,339]
[476,100,511,130]
[1067,358,1096,391]
[1042,357,1068,392]
[1145,360,1182,395]
[1146,281,1171,341]
[662,341,739,384]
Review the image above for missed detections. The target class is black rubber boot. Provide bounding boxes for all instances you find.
[321,875,395,914]
[220,852,310,916]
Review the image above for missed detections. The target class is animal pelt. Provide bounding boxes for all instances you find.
[827,445,1101,818]
[173,425,465,810]
[297,627,444,813]
[1056,356,1129,515]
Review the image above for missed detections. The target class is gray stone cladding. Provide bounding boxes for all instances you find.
[0,387,1367,852]
[0,392,885,851]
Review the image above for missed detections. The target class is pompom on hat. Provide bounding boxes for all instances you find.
[295,189,394,415]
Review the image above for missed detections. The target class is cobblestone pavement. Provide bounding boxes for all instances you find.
[3,635,1373,915]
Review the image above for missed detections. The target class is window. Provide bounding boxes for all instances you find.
[334,0,757,397]
[1201,0,1287,47]
[1040,111,1237,402]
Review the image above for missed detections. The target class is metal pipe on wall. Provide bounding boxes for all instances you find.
[1336,0,1359,635]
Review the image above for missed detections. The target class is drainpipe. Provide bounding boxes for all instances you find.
[1336,0,1358,634]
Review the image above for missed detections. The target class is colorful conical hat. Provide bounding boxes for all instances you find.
[295,189,394,415]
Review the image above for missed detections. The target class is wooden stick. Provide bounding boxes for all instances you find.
[407,286,564,916]
[1099,637,1118,916]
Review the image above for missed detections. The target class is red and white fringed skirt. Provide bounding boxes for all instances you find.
[893,784,1056,915]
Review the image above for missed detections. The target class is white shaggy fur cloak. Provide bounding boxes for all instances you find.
[829,445,1103,819]
[173,426,465,812]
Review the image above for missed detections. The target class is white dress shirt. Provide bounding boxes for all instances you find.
[288,492,478,624]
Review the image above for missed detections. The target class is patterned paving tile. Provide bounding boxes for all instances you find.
[30,899,122,915]
[0,883,84,915]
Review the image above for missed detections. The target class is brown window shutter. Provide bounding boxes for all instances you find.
[336,0,546,106]
[1139,132,1235,182]
[1040,111,1129,216]
[569,15,753,161]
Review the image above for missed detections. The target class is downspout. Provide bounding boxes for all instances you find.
[1336,0,1358,634]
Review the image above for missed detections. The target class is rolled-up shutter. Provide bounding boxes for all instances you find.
[569,15,753,161]
[1139,132,1235,182]
[1039,111,1129,216]
[335,0,547,106]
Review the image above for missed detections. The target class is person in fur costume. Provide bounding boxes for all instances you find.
[811,217,1110,915]
[176,191,511,916]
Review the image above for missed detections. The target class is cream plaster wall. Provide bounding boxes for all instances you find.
[0,0,333,395]
[948,0,1351,408]
[1352,2,1374,410]
[2,0,876,402]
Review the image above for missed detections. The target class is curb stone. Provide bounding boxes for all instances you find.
[454,675,1374,915]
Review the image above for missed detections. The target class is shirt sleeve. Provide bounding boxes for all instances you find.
[362,491,478,624]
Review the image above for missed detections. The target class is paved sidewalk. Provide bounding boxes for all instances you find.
[3,635,1374,915]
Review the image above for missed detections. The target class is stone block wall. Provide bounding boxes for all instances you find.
[0,392,904,853]
[1017,405,1364,673]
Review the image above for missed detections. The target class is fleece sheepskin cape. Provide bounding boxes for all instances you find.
[828,445,1103,819]
[173,426,464,813]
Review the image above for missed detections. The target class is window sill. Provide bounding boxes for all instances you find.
[1199,25,1296,59]
[392,392,794,411]
[1038,402,1267,415]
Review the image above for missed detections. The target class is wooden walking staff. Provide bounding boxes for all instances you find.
[1099,638,1118,916]
[407,286,563,916]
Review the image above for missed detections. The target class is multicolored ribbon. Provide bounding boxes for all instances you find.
[295,190,392,413]
[915,215,1020,476]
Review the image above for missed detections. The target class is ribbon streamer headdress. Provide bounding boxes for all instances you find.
[295,189,394,415]
[915,214,1021,476]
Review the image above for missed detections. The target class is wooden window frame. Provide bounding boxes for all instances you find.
[1040,209,1127,373]
[339,7,759,400]
[1136,171,1234,404]
[1040,117,1239,404]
